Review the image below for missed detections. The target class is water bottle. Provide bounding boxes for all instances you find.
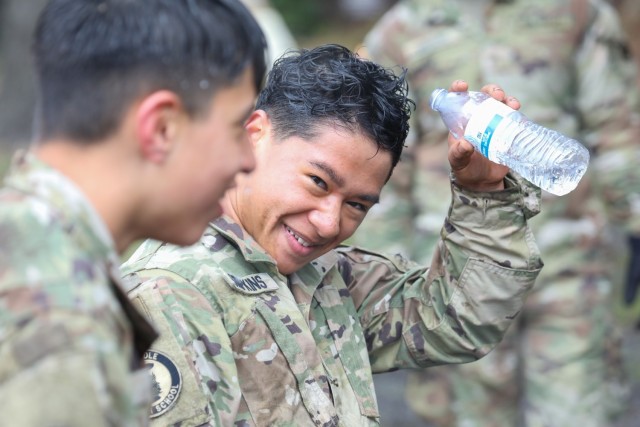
[429,88,590,196]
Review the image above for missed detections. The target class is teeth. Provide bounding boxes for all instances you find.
[286,226,311,247]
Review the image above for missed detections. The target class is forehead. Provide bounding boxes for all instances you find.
[286,123,393,183]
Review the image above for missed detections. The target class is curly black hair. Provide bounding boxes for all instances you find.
[256,44,414,169]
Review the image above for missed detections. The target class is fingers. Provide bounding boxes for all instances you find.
[480,83,506,101]
[448,81,521,110]
[448,79,469,93]
[480,83,521,110]
[505,95,520,111]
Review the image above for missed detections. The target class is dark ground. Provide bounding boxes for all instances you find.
[374,327,640,427]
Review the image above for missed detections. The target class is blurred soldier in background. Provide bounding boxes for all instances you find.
[241,0,298,69]
[354,0,640,425]
[612,0,640,87]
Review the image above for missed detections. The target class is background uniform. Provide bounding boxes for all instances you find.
[0,151,157,426]
[122,176,542,426]
[352,0,640,425]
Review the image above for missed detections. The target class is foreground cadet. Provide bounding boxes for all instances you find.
[0,0,266,425]
[122,44,543,426]
[353,0,640,425]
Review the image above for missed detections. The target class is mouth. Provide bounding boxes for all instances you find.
[285,225,313,248]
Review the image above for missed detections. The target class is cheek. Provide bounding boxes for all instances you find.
[207,142,240,174]
[196,158,226,186]
[338,217,363,241]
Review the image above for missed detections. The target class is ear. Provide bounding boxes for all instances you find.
[135,90,184,164]
[245,109,271,148]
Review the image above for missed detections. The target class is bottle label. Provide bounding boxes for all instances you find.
[463,97,514,161]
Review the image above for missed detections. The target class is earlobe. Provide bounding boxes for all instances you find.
[136,91,183,163]
[245,109,270,147]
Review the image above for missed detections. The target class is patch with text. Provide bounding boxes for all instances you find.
[226,272,280,295]
[144,350,182,418]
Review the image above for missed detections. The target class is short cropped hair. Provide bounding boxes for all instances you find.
[33,0,267,142]
[256,44,414,169]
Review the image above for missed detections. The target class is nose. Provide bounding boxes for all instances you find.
[308,198,341,240]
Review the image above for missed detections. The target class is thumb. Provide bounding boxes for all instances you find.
[449,137,475,170]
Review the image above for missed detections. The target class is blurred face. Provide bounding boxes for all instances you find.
[225,115,393,275]
[161,68,257,245]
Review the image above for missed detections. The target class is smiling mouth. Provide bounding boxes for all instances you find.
[285,226,312,247]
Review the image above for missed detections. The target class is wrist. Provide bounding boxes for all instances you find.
[450,173,505,192]
[463,180,505,192]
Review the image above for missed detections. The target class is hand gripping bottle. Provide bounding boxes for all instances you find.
[430,88,590,196]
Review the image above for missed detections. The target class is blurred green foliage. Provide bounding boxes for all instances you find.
[270,0,325,37]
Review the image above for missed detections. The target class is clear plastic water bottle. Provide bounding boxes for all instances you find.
[429,88,590,196]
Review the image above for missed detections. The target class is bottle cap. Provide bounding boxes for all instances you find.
[429,88,448,111]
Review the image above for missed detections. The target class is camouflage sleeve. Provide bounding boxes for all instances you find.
[126,270,241,426]
[575,0,640,234]
[339,173,543,372]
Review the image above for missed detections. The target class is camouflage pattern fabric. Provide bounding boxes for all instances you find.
[122,175,542,426]
[352,0,640,425]
[0,150,158,426]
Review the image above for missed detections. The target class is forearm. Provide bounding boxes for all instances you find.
[348,175,542,370]
[403,173,543,366]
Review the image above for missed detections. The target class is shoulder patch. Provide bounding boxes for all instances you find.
[225,272,280,295]
[144,350,182,418]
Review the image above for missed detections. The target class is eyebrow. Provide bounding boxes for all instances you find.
[310,161,380,204]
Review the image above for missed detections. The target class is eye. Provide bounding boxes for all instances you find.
[347,201,368,212]
[310,175,328,191]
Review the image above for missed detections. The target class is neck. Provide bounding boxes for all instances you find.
[220,188,242,225]
[34,139,140,254]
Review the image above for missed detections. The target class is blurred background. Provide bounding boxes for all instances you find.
[1,0,639,425]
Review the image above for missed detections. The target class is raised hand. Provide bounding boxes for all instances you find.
[446,80,520,192]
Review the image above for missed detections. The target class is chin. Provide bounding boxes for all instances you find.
[162,225,206,247]
[280,257,314,276]
[276,262,299,276]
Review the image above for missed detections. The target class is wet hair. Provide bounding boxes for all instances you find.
[255,44,414,169]
[33,0,267,142]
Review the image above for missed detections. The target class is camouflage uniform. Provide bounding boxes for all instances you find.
[122,175,543,427]
[353,0,640,425]
[0,151,158,427]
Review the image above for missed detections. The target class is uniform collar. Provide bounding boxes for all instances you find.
[210,215,278,265]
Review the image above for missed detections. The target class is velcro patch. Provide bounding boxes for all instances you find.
[225,272,280,295]
[144,350,182,418]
